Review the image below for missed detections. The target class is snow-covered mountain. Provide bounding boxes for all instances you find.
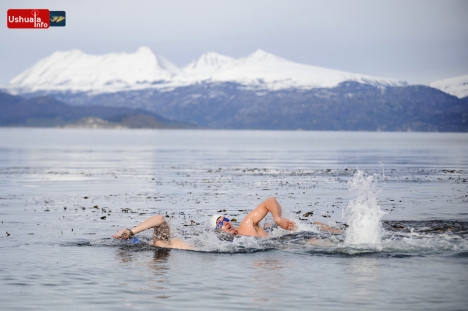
[3,47,466,132]
[8,47,184,94]
[7,47,406,94]
[429,75,468,98]
[184,49,405,90]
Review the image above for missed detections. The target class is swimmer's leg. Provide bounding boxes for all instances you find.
[312,221,342,234]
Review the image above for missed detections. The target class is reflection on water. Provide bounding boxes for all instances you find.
[113,247,173,297]
[345,258,381,305]
[251,258,286,304]
[115,249,134,263]
[253,258,285,270]
[153,248,171,262]
[149,249,171,296]
[150,249,171,277]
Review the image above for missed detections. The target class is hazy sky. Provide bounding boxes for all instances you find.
[1,0,467,86]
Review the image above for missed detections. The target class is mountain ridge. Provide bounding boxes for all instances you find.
[3,48,467,132]
[7,47,406,94]
[0,91,196,129]
[18,81,465,132]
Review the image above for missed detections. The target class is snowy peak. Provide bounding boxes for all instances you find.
[134,46,153,56]
[245,49,281,63]
[8,47,407,94]
[189,50,406,90]
[183,52,236,80]
[429,75,468,98]
[189,52,235,68]
[8,47,181,93]
[182,49,357,87]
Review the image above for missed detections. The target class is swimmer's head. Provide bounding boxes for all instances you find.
[210,214,224,229]
[210,214,238,235]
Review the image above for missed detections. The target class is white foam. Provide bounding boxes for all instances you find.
[343,170,386,248]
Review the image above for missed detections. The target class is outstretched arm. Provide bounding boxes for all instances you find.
[112,215,168,240]
[112,215,195,250]
[237,197,296,237]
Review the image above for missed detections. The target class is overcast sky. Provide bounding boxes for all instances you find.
[1,0,467,86]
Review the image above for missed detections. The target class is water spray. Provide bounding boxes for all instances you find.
[343,170,386,248]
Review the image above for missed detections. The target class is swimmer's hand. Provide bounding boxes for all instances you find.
[275,217,297,231]
[112,228,132,240]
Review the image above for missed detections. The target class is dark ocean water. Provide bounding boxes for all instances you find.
[0,129,467,310]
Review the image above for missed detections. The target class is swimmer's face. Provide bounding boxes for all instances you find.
[217,217,238,235]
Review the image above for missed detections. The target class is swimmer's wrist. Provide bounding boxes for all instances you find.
[126,228,135,237]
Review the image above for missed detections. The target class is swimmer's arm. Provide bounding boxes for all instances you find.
[254,224,268,237]
[312,221,342,234]
[153,238,195,250]
[239,197,296,234]
[112,215,167,240]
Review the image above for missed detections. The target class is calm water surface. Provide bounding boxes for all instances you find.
[0,129,467,310]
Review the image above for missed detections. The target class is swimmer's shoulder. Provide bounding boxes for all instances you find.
[152,237,195,250]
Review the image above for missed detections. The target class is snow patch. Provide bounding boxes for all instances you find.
[429,75,468,98]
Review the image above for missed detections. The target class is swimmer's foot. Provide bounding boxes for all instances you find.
[275,217,297,231]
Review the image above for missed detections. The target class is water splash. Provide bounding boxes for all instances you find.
[343,170,386,248]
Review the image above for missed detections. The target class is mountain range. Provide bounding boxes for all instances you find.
[0,92,196,129]
[3,47,468,131]
[7,47,407,94]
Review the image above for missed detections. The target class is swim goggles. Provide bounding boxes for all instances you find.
[215,217,230,230]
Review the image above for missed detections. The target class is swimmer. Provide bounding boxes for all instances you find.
[112,197,341,250]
